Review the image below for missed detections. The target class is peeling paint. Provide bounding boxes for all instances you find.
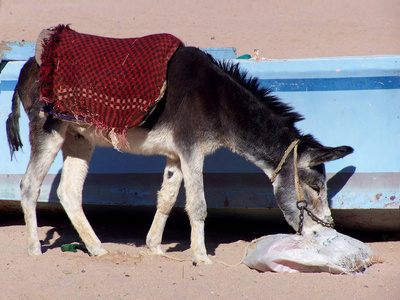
[0,41,36,61]
[0,42,13,60]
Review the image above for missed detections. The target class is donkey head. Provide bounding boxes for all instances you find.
[272,142,353,236]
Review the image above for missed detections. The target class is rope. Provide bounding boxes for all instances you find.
[268,139,307,233]
[292,143,305,204]
[159,253,191,262]
[270,139,300,183]
[157,235,272,267]
[213,235,271,267]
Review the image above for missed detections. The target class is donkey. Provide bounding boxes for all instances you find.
[7,46,353,264]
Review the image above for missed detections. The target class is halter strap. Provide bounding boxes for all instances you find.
[270,139,300,183]
[292,141,305,204]
[270,139,334,233]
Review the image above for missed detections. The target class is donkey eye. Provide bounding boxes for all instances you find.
[309,185,320,194]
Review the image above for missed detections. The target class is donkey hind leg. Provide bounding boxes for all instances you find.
[21,120,68,255]
[146,158,183,255]
[57,132,107,256]
[180,153,212,265]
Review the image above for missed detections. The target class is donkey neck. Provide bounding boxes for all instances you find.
[236,127,298,178]
[222,87,300,178]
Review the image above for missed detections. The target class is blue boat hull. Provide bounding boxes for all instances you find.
[1,42,399,230]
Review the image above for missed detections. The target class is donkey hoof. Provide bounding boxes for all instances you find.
[147,244,164,255]
[89,246,109,257]
[193,255,213,266]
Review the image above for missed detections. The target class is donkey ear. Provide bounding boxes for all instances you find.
[307,146,354,167]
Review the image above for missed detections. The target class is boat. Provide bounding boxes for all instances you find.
[1,41,399,231]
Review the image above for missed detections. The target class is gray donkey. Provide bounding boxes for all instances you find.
[7,46,353,264]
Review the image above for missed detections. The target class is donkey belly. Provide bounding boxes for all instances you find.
[68,123,179,159]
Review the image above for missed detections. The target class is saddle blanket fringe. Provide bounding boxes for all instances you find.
[39,24,183,145]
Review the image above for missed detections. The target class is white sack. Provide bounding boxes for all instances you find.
[242,229,382,274]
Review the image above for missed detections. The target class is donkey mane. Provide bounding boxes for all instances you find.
[215,60,304,127]
[212,58,326,150]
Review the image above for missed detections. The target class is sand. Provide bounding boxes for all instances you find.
[1,0,400,59]
[1,0,399,299]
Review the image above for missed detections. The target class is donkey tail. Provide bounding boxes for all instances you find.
[6,88,23,159]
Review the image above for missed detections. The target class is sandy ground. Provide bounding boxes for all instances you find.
[1,0,400,58]
[1,0,400,299]
[1,208,399,300]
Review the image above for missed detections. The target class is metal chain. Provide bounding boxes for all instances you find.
[296,199,335,234]
[304,206,335,228]
[296,201,306,234]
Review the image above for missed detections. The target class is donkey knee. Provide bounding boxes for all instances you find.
[156,162,183,215]
[185,200,207,222]
[56,184,74,211]
[156,189,178,215]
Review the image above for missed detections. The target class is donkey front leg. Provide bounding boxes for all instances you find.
[180,153,212,265]
[21,119,68,255]
[146,158,183,254]
[57,132,107,256]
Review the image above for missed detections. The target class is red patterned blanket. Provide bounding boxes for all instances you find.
[39,25,183,137]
